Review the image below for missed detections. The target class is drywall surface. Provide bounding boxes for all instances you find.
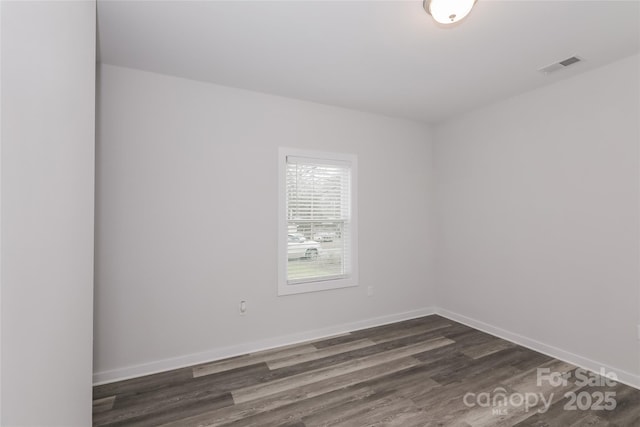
[434,54,640,378]
[1,1,95,425]
[94,64,434,380]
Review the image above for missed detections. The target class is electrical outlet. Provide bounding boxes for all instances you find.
[239,300,247,315]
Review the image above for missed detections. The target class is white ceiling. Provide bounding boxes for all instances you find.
[97,1,640,124]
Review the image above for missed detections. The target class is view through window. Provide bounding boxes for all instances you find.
[279,149,357,294]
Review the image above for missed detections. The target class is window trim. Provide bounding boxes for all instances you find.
[278,147,358,296]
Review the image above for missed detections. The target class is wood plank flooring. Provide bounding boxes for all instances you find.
[93,315,640,426]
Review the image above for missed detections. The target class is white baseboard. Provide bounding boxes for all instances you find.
[94,305,640,390]
[435,307,640,390]
[92,306,437,385]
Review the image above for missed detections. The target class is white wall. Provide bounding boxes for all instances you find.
[1,1,95,425]
[434,54,640,381]
[94,64,435,381]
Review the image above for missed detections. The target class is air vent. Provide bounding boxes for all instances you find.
[538,56,584,74]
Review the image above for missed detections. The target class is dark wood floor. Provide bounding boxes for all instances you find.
[93,315,640,426]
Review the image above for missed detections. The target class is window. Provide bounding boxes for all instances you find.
[278,148,358,295]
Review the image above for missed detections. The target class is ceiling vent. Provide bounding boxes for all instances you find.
[538,56,584,74]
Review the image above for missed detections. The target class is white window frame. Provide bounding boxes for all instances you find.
[278,147,358,296]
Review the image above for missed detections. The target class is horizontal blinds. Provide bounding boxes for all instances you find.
[286,156,352,284]
[286,156,351,222]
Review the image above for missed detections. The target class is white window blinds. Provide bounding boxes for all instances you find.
[286,155,353,285]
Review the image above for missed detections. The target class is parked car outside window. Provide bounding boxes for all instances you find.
[287,234,321,260]
[314,232,335,242]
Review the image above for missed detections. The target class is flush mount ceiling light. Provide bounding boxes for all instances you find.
[424,0,478,25]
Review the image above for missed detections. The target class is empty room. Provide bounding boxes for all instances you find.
[1,0,640,426]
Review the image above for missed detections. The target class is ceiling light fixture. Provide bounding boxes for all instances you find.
[424,0,477,25]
